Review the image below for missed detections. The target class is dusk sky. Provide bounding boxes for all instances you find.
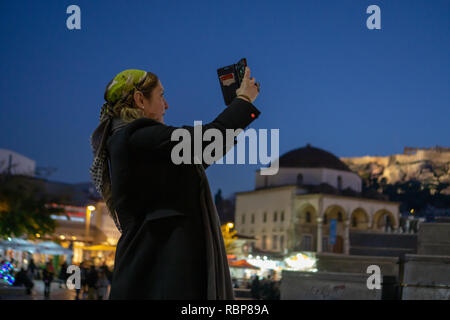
[1,0,449,198]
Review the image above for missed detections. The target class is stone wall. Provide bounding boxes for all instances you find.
[280,270,382,300]
[316,252,399,276]
[417,223,450,256]
[400,254,450,300]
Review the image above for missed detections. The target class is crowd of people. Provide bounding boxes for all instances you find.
[74,261,112,300]
[236,274,281,300]
[1,256,113,300]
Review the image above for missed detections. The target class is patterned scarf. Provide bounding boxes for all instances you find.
[89,69,148,232]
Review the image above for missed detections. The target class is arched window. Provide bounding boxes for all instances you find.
[281,211,284,222]
[242,214,246,224]
[337,176,342,190]
[251,213,255,224]
[352,216,358,228]
[274,211,278,222]
[262,235,267,250]
[297,173,303,186]
[263,212,267,223]
[338,212,343,222]
[306,211,311,223]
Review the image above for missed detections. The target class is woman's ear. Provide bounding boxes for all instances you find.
[133,90,144,108]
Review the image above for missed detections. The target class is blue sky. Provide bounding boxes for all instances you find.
[0,0,449,198]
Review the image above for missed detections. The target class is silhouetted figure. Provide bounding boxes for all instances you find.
[42,261,54,298]
[13,268,34,295]
[250,275,260,300]
[86,266,99,300]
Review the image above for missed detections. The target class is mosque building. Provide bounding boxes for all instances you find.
[234,144,400,256]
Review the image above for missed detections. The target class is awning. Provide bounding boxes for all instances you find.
[35,241,72,255]
[0,238,37,252]
[228,259,259,269]
[81,244,116,251]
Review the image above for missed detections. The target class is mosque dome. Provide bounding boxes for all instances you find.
[278,144,352,172]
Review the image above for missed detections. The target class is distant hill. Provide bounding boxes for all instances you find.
[340,146,450,196]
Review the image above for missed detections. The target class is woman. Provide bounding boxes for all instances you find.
[90,67,260,299]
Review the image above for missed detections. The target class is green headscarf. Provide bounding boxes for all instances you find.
[90,69,148,232]
[104,69,148,105]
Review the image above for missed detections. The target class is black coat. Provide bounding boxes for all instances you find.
[106,97,260,299]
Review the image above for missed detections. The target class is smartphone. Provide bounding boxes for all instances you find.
[217,58,247,106]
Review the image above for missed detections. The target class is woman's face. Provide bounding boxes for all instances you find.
[135,80,169,124]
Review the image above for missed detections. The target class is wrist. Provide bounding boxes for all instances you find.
[237,94,252,103]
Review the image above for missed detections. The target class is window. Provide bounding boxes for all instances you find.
[322,236,329,252]
[262,235,267,250]
[242,214,246,224]
[323,214,328,225]
[306,211,311,223]
[338,212,343,222]
[301,235,312,251]
[274,211,278,222]
[337,176,342,190]
[251,213,255,224]
[281,211,284,222]
[297,173,303,186]
[280,235,284,251]
[272,235,278,249]
[263,212,267,223]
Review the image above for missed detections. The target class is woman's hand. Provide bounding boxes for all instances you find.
[236,66,260,103]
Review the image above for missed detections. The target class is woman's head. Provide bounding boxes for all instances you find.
[104,69,169,124]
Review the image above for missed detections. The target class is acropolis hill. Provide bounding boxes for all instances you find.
[340,146,450,195]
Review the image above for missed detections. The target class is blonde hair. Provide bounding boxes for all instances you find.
[109,71,159,122]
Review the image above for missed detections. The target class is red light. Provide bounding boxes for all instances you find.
[251,113,255,118]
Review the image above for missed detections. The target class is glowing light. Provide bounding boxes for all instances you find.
[35,233,40,238]
[227,222,234,229]
[284,253,317,271]
[60,235,65,240]
[87,205,96,211]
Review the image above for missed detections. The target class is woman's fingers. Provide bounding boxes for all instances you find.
[244,66,251,80]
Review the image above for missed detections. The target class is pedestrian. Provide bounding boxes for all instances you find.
[75,261,87,300]
[89,67,260,299]
[250,275,261,300]
[96,271,110,300]
[27,257,36,280]
[58,262,68,288]
[13,268,34,295]
[100,264,113,284]
[260,275,273,300]
[86,265,99,300]
[42,261,54,298]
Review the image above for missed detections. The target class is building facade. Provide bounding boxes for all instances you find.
[235,145,401,256]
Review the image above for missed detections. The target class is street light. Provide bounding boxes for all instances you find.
[226,222,234,233]
[86,205,96,239]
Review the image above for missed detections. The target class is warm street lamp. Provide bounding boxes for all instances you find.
[226,222,234,233]
[86,205,96,239]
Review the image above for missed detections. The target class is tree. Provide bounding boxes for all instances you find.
[0,173,65,239]
[221,224,239,255]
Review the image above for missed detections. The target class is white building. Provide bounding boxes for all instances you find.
[235,144,400,256]
[0,148,35,176]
